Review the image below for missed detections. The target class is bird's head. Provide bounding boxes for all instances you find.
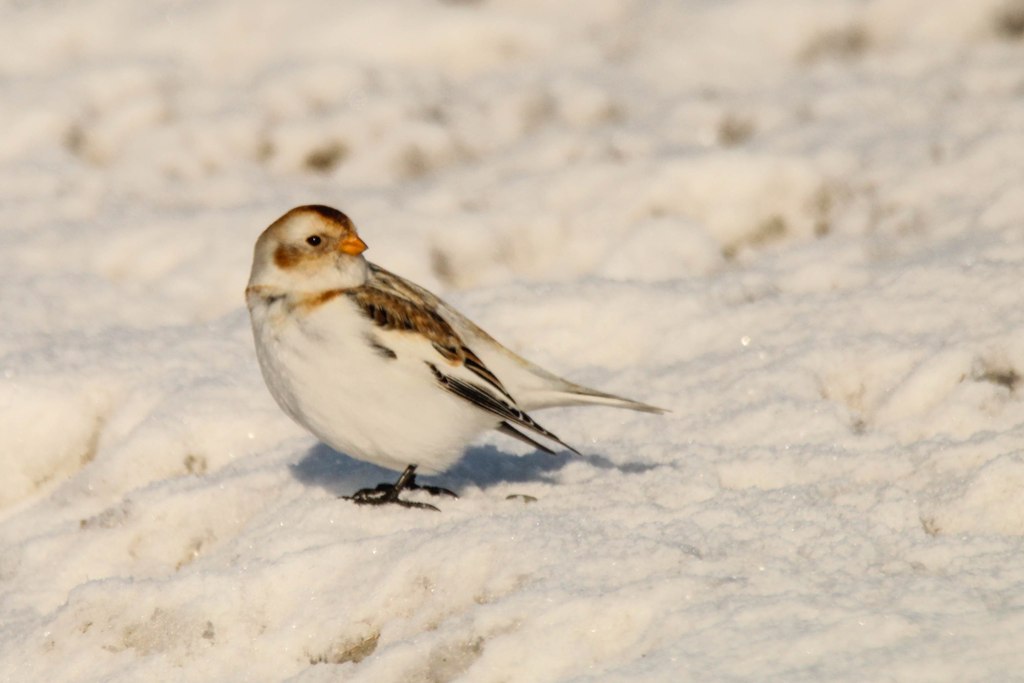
[248,205,370,293]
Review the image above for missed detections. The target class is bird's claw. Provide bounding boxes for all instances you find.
[344,486,441,511]
[406,481,458,498]
[343,465,457,511]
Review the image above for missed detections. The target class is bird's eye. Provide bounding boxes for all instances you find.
[306,235,322,246]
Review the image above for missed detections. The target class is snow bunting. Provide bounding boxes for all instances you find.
[246,205,664,509]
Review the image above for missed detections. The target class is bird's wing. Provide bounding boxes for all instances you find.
[346,282,513,402]
[367,263,666,413]
[425,363,578,455]
[496,421,556,455]
[347,274,578,453]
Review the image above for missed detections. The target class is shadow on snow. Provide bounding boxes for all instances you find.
[289,442,659,497]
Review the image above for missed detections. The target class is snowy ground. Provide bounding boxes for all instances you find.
[2,0,1024,680]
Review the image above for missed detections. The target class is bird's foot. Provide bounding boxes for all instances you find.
[346,484,441,511]
[405,475,458,499]
[343,464,457,511]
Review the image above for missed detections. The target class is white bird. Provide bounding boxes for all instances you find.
[246,205,664,509]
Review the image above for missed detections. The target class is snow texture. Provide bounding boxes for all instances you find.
[2,0,1024,681]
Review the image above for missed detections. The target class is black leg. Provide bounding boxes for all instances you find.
[344,464,456,511]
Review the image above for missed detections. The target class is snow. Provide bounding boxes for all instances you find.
[1,0,1023,680]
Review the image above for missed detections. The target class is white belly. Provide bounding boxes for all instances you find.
[250,297,495,473]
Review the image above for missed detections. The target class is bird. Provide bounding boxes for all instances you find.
[245,205,665,510]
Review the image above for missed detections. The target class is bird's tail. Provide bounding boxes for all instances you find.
[517,377,668,413]
[426,288,667,414]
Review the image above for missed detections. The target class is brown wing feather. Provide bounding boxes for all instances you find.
[347,286,455,345]
[347,284,515,402]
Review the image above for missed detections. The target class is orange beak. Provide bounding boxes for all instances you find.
[339,233,368,256]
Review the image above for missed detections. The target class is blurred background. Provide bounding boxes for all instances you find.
[3,0,1022,334]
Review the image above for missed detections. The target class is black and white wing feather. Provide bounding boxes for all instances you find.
[347,271,579,454]
[426,363,579,455]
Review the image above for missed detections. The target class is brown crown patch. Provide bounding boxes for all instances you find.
[296,205,354,230]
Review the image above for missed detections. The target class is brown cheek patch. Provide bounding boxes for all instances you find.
[273,244,305,270]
